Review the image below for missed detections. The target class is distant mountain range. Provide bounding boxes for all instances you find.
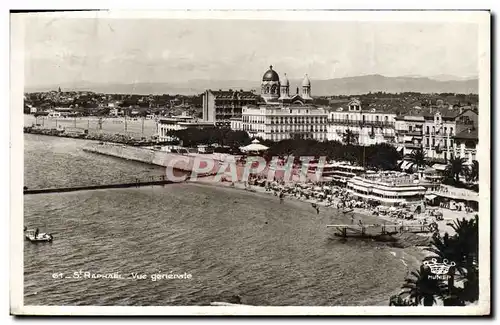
[26,74,478,96]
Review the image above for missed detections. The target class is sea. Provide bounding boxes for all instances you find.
[23,133,417,306]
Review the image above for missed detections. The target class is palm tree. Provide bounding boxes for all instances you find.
[401,265,444,306]
[466,160,479,183]
[389,294,415,306]
[408,148,426,169]
[424,216,479,305]
[446,157,467,184]
[342,129,357,145]
[389,295,414,307]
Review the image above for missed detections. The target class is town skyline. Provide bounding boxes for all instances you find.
[22,15,479,89]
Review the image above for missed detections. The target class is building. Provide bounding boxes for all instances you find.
[327,98,397,146]
[157,116,214,141]
[395,114,425,156]
[239,104,328,141]
[394,106,476,163]
[422,107,460,162]
[453,128,478,163]
[232,65,328,141]
[260,65,313,105]
[202,89,259,127]
[451,108,478,164]
[346,172,428,207]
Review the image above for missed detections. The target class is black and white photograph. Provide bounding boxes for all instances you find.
[10,10,490,315]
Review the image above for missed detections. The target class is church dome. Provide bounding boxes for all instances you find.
[302,74,311,87]
[281,73,289,86]
[262,65,280,82]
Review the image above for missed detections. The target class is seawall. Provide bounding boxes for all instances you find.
[83,143,223,174]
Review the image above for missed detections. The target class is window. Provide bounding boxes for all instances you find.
[432,126,435,134]
[426,126,430,134]
[444,127,447,134]
[450,127,454,135]
[376,116,379,122]
[409,125,413,131]
[432,139,435,146]
[426,138,429,146]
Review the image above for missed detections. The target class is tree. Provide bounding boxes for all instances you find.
[424,216,479,305]
[400,265,445,306]
[342,129,357,145]
[408,148,427,170]
[366,143,401,170]
[465,160,479,183]
[446,157,467,184]
[389,294,415,306]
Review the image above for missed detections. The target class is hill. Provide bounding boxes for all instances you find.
[25,75,478,96]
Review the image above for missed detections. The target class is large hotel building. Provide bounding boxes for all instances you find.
[201,89,259,127]
[231,66,329,141]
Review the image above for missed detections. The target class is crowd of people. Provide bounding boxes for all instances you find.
[242,173,451,233]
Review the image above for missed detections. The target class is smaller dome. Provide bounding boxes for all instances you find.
[281,73,289,86]
[302,74,311,87]
[262,65,280,82]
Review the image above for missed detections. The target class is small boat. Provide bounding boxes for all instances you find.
[343,208,354,214]
[25,229,53,243]
[210,302,252,306]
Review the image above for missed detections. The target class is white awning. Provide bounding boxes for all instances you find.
[400,161,415,171]
[432,164,448,171]
[425,194,437,200]
[403,136,413,142]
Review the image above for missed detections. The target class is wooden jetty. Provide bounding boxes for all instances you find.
[326,223,433,239]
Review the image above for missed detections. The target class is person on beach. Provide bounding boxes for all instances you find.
[279,191,284,204]
[311,203,320,214]
[350,215,355,224]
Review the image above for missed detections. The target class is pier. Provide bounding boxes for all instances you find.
[327,223,433,239]
[24,175,185,195]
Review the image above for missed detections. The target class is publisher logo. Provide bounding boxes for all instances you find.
[423,258,456,280]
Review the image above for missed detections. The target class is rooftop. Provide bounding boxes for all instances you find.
[454,128,478,140]
[208,89,258,100]
[355,171,429,187]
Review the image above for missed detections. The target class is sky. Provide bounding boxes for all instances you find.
[20,15,480,88]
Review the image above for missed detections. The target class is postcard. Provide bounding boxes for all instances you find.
[10,10,490,316]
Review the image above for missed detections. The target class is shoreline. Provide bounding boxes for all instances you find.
[186,178,427,306]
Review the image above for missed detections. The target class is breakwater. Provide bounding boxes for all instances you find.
[24,178,180,195]
[83,142,223,174]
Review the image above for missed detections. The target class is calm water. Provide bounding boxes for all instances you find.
[24,134,414,306]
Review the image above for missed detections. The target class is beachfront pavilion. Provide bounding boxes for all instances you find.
[239,139,269,155]
[425,185,479,212]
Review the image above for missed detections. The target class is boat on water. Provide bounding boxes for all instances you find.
[210,302,252,306]
[25,229,53,243]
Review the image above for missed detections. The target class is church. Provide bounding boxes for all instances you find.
[231,65,328,141]
[260,65,313,106]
